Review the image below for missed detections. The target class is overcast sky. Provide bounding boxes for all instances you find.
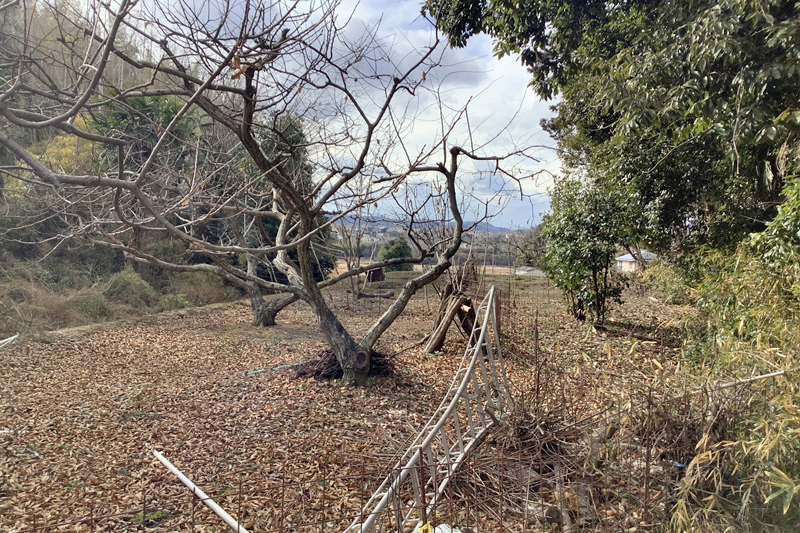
[337,0,559,229]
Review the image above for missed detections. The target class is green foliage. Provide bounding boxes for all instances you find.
[46,243,125,291]
[240,116,315,197]
[105,270,158,308]
[71,295,113,321]
[156,294,193,313]
[433,0,797,258]
[752,176,800,270]
[379,238,414,272]
[539,179,626,322]
[18,117,103,178]
[135,236,190,292]
[693,253,798,348]
[538,13,778,254]
[433,0,800,158]
[0,200,125,291]
[645,227,800,529]
[92,94,198,170]
[641,262,691,305]
[678,252,800,529]
[425,0,626,99]
[608,0,800,154]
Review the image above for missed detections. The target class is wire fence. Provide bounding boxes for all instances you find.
[6,274,717,533]
[7,443,680,533]
[8,416,696,533]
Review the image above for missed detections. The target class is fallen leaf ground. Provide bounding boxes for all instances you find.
[1,277,695,532]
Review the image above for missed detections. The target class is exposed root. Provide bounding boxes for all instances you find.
[295,349,397,380]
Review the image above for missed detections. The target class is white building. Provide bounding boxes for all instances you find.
[614,250,657,272]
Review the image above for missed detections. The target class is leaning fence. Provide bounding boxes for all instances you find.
[343,285,512,533]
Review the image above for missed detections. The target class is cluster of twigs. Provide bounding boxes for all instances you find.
[295,349,397,380]
[445,379,756,532]
[447,399,587,529]
[491,395,577,454]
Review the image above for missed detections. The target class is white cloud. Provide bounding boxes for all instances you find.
[330,0,558,227]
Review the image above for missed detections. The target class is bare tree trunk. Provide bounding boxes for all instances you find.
[296,223,371,385]
[243,247,299,327]
[128,226,142,271]
[250,292,297,327]
[317,305,370,385]
[425,294,468,353]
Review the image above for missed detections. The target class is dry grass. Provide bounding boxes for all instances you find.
[0,280,117,337]
[0,269,242,339]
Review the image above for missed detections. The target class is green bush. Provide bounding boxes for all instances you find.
[136,237,190,291]
[669,248,800,529]
[156,294,193,312]
[641,262,691,304]
[539,179,627,322]
[105,270,158,308]
[46,242,125,288]
[379,238,414,272]
[71,294,113,321]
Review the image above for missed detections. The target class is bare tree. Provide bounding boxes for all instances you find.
[0,0,533,384]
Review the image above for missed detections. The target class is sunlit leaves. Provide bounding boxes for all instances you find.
[765,467,799,515]
[539,178,627,323]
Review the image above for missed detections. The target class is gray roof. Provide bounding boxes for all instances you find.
[615,250,657,262]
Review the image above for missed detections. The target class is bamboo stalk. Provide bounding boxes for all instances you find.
[151,449,249,533]
[712,370,785,391]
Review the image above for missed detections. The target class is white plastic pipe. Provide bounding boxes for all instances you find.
[0,334,18,350]
[151,449,249,533]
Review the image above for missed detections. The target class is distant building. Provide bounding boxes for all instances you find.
[366,268,385,282]
[514,266,546,277]
[614,250,657,272]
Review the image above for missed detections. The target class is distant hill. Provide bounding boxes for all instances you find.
[462,220,510,233]
[336,215,511,234]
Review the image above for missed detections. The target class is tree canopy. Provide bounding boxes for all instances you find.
[429,2,800,522]
[430,0,800,258]
[379,238,414,272]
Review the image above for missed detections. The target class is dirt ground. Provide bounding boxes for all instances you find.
[0,277,695,532]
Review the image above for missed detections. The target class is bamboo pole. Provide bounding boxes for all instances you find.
[712,370,785,391]
[151,449,249,533]
[0,334,18,350]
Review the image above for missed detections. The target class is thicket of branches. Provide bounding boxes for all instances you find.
[0,0,536,384]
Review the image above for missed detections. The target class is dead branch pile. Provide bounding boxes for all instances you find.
[443,381,751,533]
[446,397,589,530]
[490,395,576,454]
[295,349,397,380]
